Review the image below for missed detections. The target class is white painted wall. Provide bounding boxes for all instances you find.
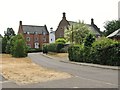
[49,31,55,43]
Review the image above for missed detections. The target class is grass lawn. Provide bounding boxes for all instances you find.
[0,54,71,85]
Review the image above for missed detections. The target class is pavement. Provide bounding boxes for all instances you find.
[41,53,120,70]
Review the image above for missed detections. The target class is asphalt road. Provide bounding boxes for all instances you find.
[2,53,119,88]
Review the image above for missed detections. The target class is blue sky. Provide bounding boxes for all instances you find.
[0,0,119,35]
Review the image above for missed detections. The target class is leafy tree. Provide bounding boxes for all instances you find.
[55,38,66,44]
[84,34,95,47]
[12,34,27,57]
[104,20,120,36]
[2,36,8,53]
[65,21,90,44]
[4,28,15,40]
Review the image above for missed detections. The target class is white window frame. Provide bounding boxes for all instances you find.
[26,37,30,41]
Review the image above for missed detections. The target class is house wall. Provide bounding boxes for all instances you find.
[24,34,49,48]
[55,13,69,40]
[49,32,55,43]
[18,21,49,49]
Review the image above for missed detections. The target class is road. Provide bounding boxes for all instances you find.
[2,53,119,88]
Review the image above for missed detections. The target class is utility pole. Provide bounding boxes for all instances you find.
[72,25,73,44]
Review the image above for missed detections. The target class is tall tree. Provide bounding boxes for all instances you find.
[4,28,15,40]
[64,21,90,44]
[104,20,120,36]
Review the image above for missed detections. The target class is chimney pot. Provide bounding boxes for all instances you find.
[91,18,94,25]
[62,12,66,19]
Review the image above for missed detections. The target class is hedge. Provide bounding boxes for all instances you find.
[68,38,120,66]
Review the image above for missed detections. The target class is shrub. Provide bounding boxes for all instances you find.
[68,37,120,66]
[27,48,42,53]
[47,43,57,52]
[12,34,28,57]
[42,44,48,54]
[2,37,8,53]
[56,43,64,53]
[55,38,66,44]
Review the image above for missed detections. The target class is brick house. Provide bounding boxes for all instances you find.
[55,12,101,40]
[55,12,70,40]
[18,21,49,48]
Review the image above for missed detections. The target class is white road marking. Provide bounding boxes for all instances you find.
[75,75,118,86]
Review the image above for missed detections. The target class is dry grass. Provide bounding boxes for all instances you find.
[0,54,71,85]
[48,52,68,58]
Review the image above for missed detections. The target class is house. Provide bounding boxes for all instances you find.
[55,12,70,40]
[107,28,120,41]
[55,12,101,40]
[49,27,55,43]
[18,21,49,48]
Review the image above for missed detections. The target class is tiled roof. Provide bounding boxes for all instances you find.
[22,25,49,34]
[107,29,120,38]
[69,21,101,36]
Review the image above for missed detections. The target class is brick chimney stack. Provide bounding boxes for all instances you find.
[91,18,94,25]
[20,21,22,26]
[62,12,66,19]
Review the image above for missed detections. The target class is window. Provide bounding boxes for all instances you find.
[26,37,30,41]
[51,39,52,41]
[27,32,30,34]
[43,37,46,42]
[34,37,38,42]
[27,44,31,48]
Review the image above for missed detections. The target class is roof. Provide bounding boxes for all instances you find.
[107,29,120,38]
[22,25,49,34]
[69,21,101,36]
[87,24,101,35]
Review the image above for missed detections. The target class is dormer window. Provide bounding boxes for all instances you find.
[43,32,46,35]
[35,32,38,34]
[27,32,30,34]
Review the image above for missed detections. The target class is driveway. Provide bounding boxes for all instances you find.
[2,53,119,88]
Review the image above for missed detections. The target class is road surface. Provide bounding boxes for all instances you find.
[2,53,119,88]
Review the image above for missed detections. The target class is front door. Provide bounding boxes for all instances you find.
[34,43,39,48]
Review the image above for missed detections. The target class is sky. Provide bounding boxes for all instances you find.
[0,0,120,36]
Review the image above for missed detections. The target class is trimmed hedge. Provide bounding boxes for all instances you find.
[43,43,67,53]
[27,48,42,53]
[68,38,120,66]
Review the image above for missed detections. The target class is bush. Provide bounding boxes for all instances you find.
[68,37,120,66]
[42,44,48,54]
[55,38,66,44]
[2,37,8,53]
[56,43,64,53]
[27,48,42,53]
[47,43,57,52]
[12,34,28,57]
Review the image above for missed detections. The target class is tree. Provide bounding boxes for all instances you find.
[104,20,120,36]
[4,28,15,40]
[64,21,90,44]
[2,36,8,53]
[12,34,27,57]
[4,28,16,53]
[55,38,66,44]
[84,34,95,47]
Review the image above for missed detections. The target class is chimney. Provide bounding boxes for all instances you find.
[91,18,94,25]
[20,21,22,26]
[62,12,66,19]
[50,27,53,32]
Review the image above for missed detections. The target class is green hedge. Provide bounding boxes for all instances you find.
[68,38,120,66]
[43,43,67,53]
[27,48,42,53]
